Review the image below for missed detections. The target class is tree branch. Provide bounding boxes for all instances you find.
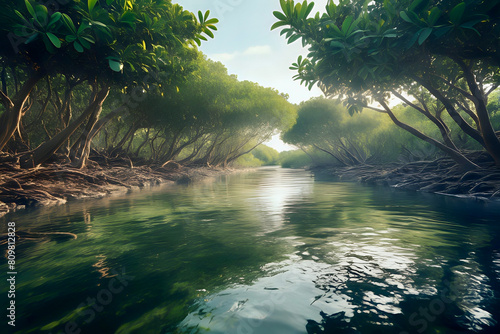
[377,99,479,169]
[430,73,475,101]
[0,89,13,109]
[313,143,348,166]
[455,96,479,126]
[486,84,499,97]
[412,74,485,147]
[364,105,387,113]
[391,90,428,115]
[416,93,431,115]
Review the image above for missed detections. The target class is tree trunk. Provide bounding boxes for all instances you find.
[474,100,500,166]
[392,90,460,151]
[414,76,486,148]
[165,131,205,163]
[20,87,110,168]
[70,108,104,168]
[456,59,500,166]
[134,128,150,157]
[158,130,183,162]
[179,138,209,165]
[313,144,348,166]
[25,77,52,133]
[300,146,318,165]
[0,75,43,151]
[87,107,124,145]
[225,140,266,165]
[109,123,138,157]
[70,94,123,168]
[195,133,221,165]
[378,100,480,170]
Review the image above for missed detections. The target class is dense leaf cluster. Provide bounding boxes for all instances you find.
[273,0,500,169]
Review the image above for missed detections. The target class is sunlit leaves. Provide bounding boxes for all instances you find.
[8,0,218,74]
[271,0,500,167]
[119,11,136,27]
[273,10,287,21]
[24,0,35,18]
[271,21,289,30]
[271,9,290,31]
[11,1,66,52]
[61,13,76,33]
[287,34,301,44]
[12,1,97,53]
[88,0,99,13]
[341,16,354,36]
[272,0,497,98]
[398,0,488,48]
[194,10,218,46]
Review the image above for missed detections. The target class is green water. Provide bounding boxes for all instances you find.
[1,167,500,334]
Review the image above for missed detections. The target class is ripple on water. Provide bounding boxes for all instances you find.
[2,167,500,334]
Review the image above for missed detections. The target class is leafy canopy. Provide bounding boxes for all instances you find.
[0,0,218,81]
[271,0,500,113]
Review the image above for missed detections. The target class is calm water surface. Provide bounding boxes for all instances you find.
[1,167,500,334]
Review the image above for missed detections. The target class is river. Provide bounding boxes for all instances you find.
[1,167,500,334]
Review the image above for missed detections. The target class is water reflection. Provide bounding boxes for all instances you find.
[1,168,500,334]
[249,166,314,232]
[178,169,500,334]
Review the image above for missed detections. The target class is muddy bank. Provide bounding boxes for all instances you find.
[311,153,500,201]
[0,161,237,217]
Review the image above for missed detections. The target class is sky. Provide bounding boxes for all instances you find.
[180,0,330,151]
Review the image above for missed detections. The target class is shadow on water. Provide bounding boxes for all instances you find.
[1,167,500,334]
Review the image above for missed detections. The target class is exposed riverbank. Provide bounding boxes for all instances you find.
[0,160,237,217]
[3,151,500,219]
[311,152,500,201]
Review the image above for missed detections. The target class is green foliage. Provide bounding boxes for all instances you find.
[233,153,264,167]
[110,57,296,166]
[1,0,216,76]
[0,0,221,164]
[272,0,500,167]
[250,145,280,166]
[487,90,500,130]
[282,97,450,166]
[272,0,500,100]
[279,150,312,168]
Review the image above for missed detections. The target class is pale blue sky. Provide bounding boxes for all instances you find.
[180,0,329,105]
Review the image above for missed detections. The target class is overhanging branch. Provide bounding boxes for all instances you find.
[430,73,475,101]
[364,105,387,113]
[486,84,500,97]
[391,90,428,115]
